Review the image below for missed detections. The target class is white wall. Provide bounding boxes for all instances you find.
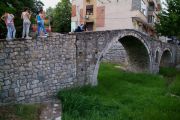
[96,0,135,31]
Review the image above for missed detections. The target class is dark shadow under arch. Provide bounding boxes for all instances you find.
[118,36,150,72]
[160,50,172,67]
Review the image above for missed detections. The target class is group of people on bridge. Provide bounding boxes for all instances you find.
[1,7,48,41]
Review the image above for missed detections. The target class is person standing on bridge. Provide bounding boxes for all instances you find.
[21,7,32,39]
[36,8,48,37]
[1,12,16,41]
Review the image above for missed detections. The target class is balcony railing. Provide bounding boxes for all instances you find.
[84,15,95,22]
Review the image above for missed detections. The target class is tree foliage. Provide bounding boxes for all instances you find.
[52,0,71,33]
[0,0,44,39]
[156,0,180,39]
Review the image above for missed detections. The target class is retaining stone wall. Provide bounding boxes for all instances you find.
[0,35,76,104]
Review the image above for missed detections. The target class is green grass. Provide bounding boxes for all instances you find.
[159,67,180,96]
[169,75,180,96]
[0,104,43,120]
[58,63,180,120]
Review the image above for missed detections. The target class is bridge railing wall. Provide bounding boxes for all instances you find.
[0,35,76,104]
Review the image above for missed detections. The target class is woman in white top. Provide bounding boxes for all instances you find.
[21,8,32,39]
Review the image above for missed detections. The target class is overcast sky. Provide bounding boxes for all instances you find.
[42,0,166,10]
[42,0,60,10]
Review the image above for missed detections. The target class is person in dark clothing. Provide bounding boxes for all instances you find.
[82,23,88,31]
[74,24,88,32]
[74,26,82,32]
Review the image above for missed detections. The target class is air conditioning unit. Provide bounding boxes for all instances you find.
[85,15,89,19]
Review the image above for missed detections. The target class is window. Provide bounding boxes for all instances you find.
[141,0,147,16]
[148,15,153,23]
[148,15,155,23]
[86,5,93,15]
[148,2,155,11]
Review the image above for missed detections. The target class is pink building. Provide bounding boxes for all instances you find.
[71,0,161,37]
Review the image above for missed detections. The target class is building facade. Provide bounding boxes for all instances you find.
[71,0,161,36]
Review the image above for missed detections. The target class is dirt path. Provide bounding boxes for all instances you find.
[40,99,62,120]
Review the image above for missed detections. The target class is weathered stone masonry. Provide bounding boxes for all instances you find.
[0,29,179,104]
[0,35,76,104]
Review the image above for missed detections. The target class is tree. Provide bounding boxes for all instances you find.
[156,0,180,39]
[0,0,44,39]
[53,0,71,33]
[46,7,55,28]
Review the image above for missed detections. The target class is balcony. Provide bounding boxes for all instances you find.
[132,10,147,23]
[85,5,94,22]
[84,15,95,22]
[148,10,156,16]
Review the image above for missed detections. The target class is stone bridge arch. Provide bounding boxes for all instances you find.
[76,30,152,86]
[160,48,173,67]
[0,30,179,104]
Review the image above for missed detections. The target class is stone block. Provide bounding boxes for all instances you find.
[33,87,40,94]
[20,85,27,92]
[4,80,10,85]
[17,97,25,102]
[0,59,5,66]
[14,88,19,93]
[32,80,39,84]
[25,90,32,95]
[19,92,25,97]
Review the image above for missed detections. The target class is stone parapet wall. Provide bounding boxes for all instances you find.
[0,35,76,104]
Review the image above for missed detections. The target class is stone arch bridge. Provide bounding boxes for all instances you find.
[75,29,179,86]
[0,29,179,103]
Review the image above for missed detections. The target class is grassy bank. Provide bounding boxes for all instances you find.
[0,104,42,120]
[58,63,180,120]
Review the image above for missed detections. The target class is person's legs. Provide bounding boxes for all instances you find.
[11,24,16,39]
[22,22,26,38]
[41,20,47,35]
[25,23,32,39]
[6,24,12,40]
[37,22,42,36]
[26,23,30,36]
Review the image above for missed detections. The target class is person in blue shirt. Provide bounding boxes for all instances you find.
[36,11,42,37]
[36,9,48,37]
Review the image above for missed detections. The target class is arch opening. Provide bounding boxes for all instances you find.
[118,36,150,72]
[160,50,172,67]
[91,35,151,86]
